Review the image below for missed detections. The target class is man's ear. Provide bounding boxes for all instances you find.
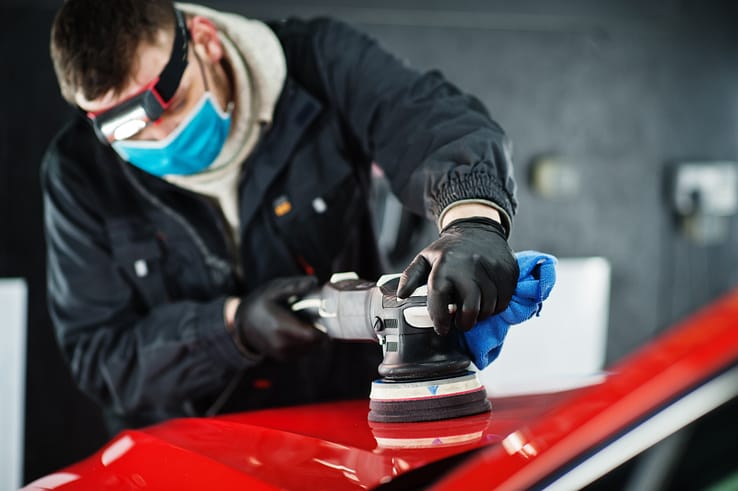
[188,15,223,63]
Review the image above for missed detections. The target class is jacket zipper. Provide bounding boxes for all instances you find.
[118,161,233,286]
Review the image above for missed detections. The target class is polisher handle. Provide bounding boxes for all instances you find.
[290,272,380,341]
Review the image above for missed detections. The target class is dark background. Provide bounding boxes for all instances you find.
[2,0,737,484]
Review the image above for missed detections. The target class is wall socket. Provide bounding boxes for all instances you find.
[670,161,738,245]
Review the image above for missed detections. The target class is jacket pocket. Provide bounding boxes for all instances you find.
[107,220,169,309]
[270,161,364,280]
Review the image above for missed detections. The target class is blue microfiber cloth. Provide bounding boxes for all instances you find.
[461,251,557,370]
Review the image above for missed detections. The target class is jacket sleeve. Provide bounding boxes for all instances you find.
[42,143,253,418]
[287,18,517,232]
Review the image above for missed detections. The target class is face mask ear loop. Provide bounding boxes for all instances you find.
[192,47,210,92]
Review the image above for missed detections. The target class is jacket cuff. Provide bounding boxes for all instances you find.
[198,298,263,370]
[429,163,514,231]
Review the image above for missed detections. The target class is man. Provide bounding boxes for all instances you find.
[44,0,519,432]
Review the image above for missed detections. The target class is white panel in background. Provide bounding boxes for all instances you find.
[0,278,27,490]
[479,257,611,395]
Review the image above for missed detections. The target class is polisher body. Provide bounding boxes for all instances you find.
[291,273,491,422]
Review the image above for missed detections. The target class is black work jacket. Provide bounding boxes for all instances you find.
[42,17,517,431]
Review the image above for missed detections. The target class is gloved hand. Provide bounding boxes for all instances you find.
[233,276,326,360]
[396,217,519,336]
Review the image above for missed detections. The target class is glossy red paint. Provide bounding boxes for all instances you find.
[430,288,738,491]
[24,289,738,490]
[24,393,578,490]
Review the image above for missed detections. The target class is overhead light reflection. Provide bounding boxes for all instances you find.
[313,458,356,474]
[502,431,538,459]
[24,472,80,489]
[101,435,135,466]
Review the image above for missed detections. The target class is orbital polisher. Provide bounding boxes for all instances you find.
[291,273,491,423]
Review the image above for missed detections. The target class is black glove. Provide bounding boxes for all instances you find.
[233,276,326,360]
[396,217,519,336]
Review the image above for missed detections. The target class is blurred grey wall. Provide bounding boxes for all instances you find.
[3,0,737,483]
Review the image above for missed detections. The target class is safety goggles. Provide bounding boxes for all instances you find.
[86,9,190,143]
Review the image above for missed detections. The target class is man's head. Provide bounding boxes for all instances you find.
[51,0,234,175]
[51,0,177,107]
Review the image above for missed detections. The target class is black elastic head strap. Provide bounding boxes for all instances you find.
[155,8,190,103]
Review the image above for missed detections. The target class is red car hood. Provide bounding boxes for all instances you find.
[25,289,738,490]
[24,389,585,490]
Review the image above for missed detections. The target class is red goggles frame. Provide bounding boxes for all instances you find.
[86,9,189,143]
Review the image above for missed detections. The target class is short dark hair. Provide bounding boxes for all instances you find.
[50,0,176,105]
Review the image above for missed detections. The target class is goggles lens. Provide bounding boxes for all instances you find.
[87,9,189,143]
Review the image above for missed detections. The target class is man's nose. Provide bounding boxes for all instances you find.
[141,118,179,141]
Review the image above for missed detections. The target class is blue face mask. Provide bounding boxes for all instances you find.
[112,92,231,177]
